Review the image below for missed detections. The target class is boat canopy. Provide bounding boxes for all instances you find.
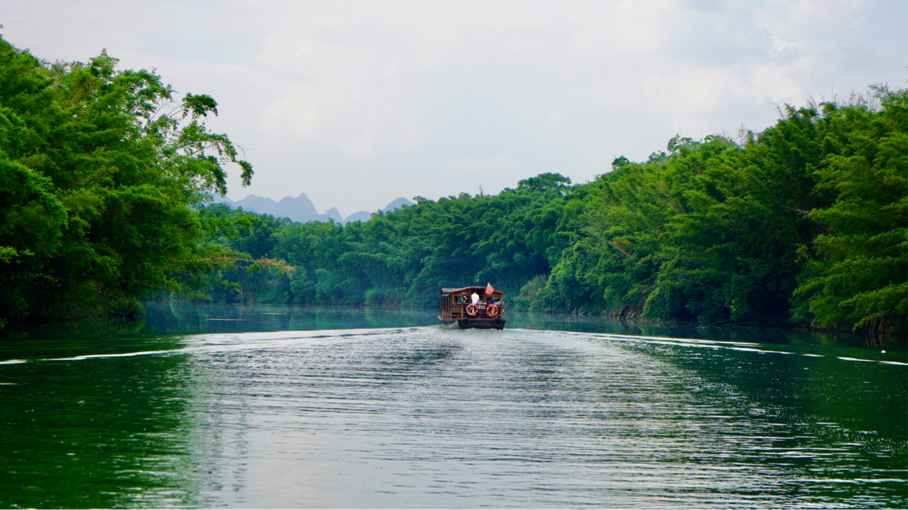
[440,286,503,297]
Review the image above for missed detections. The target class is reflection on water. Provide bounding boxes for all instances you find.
[0,304,905,507]
[6,301,897,351]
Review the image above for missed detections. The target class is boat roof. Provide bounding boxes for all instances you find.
[440,286,503,296]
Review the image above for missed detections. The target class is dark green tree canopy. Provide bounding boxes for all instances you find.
[517,173,572,192]
[0,36,254,322]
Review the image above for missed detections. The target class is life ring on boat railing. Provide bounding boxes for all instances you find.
[466,304,479,316]
[486,304,499,317]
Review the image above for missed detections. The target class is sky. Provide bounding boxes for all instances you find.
[2,0,905,216]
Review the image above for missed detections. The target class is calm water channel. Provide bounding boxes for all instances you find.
[1,302,905,508]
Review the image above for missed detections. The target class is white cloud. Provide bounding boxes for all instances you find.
[1,0,904,214]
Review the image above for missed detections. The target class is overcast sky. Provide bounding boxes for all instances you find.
[3,0,905,216]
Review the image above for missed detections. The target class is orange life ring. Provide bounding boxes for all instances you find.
[466,303,479,316]
[486,304,499,317]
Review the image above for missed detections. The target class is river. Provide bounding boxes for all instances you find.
[1,302,905,508]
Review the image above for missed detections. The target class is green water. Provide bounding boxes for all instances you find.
[1,302,905,507]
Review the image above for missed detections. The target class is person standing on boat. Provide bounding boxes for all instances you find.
[471,291,480,305]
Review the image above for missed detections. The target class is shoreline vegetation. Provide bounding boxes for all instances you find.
[1,36,905,336]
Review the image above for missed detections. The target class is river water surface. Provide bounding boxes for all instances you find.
[1,303,905,508]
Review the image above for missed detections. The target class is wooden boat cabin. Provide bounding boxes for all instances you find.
[439,286,506,330]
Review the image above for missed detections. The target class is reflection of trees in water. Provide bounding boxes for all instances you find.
[0,353,200,508]
[507,311,905,350]
[1,316,156,341]
[861,330,898,350]
[644,340,907,496]
[8,302,896,352]
[138,301,438,334]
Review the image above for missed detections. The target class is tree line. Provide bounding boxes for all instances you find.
[202,87,905,334]
[1,36,904,334]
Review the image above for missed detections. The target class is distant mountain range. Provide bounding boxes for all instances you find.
[211,194,414,225]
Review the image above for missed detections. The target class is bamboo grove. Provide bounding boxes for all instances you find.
[202,88,906,334]
[0,36,257,325]
[1,37,905,334]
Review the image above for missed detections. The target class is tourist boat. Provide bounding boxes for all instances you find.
[439,285,506,330]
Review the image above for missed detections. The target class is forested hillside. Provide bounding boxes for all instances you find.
[201,89,906,334]
[199,171,580,307]
[1,34,903,334]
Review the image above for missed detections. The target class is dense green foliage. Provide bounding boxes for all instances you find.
[1,35,901,334]
[572,89,904,333]
[201,172,581,306]
[205,89,906,334]
[792,90,907,333]
[0,36,253,324]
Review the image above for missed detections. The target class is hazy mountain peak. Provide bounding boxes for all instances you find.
[213,194,416,225]
[344,210,372,224]
[324,207,343,223]
[383,197,415,212]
